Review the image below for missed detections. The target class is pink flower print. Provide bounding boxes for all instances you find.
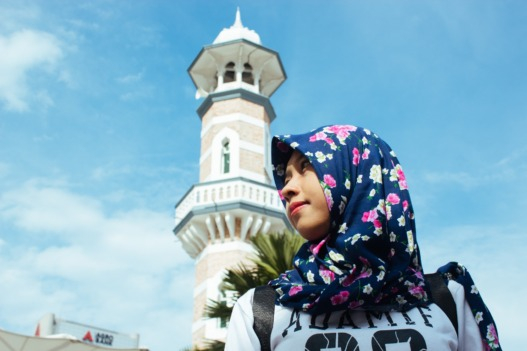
[324,137,336,146]
[348,300,363,309]
[359,256,370,266]
[362,148,370,160]
[357,268,372,280]
[397,167,408,190]
[330,291,350,305]
[486,323,500,349]
[278,189,284,200]
[289,285,303,296]
[409,286,425,299]
[352,147,360,165]
[342,274,355,287]
[324,188,334,209]
[277,141,289,152]
[402,200,409,212]
[325,125,356,144]
[386,193,400,205]
[323,174,337,188]
[373,219,382,229]
[326,125,357,134]
[310,237,327,255]
[362,209,378,223]
[309,131,327,142]
[320,267,335,284]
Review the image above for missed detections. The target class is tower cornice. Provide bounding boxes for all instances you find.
[196,88,277,121]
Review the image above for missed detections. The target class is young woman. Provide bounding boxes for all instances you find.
[225,125,500,351]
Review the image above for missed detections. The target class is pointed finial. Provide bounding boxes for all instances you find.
[233,7,243,28]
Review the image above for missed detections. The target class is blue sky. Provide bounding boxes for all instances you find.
[0,1,525,350]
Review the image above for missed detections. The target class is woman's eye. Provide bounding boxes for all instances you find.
[301,160,310,171]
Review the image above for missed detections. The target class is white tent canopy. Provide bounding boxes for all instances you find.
[0,329,148,351]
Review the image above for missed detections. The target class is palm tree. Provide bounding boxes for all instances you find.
[192,231,304,351]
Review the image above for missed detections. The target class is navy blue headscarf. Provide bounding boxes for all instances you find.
[269,125,501,350]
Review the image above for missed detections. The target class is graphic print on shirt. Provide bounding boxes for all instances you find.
[281,306,435,350]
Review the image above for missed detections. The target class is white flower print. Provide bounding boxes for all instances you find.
[306,270,315,283]
[290,142,299,149]
[329,142,338,150]
[339,197,346,214]
[351,233,361,245]
[374,227,383,235]
[396,295,407,305]
[308,255,315,262]
[277,287,284,296]
[376,199,386,215]
[329,251,345,262]
[362,136,369,145]
[397,215,406,226]
[389,232,396,242]
[315,151,326,163]
[305,151,313,157]
[369,164,382,184]
[475,311,483,324]
[364,129,371,135]
[327,153,333,160]
[386,205,392,220]
[471,285,479,294]
[345,179,351,189]
[361,235,370,241]
[363,284,373,294]
[275,164,284,176]
[389,168,398,182]
[329,265,343,275]
[382,168,389,175]
[377,270,385,281]
[406,230,415,253]
[338,223,348,234]
[324,188,334,208]
[357,175,363,183]
[369,189,376,197]
[390,150,396,157]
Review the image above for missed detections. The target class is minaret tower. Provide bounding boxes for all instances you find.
[173,9,290,347]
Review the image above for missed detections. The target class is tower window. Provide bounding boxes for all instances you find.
[242,63,254,85]
[222,140,231,174]
[224,62,235,83]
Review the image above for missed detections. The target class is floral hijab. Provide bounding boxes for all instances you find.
[269,125,501,349]
[270,125,426,313]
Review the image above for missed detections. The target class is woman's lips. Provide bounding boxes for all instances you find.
[289,201,307,217]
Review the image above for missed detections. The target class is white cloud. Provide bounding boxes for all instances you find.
[117,72,144,84]
[0,29,63,112]
[0,180,195,349]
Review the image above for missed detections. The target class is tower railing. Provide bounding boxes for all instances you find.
[175,178,284,226]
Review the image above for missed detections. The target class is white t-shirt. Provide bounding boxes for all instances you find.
[225,280,484,351]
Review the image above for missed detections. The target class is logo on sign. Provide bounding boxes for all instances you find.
[83,331,94,343]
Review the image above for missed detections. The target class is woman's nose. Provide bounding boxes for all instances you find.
[282,176,300,200]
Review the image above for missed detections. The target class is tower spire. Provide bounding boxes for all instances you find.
[234,7,242,28]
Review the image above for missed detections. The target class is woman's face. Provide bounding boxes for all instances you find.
[281,151,330,241]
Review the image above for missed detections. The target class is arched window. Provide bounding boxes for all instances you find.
[242,63,254,85]
[222,140,231,174]
[224,62,236,83]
